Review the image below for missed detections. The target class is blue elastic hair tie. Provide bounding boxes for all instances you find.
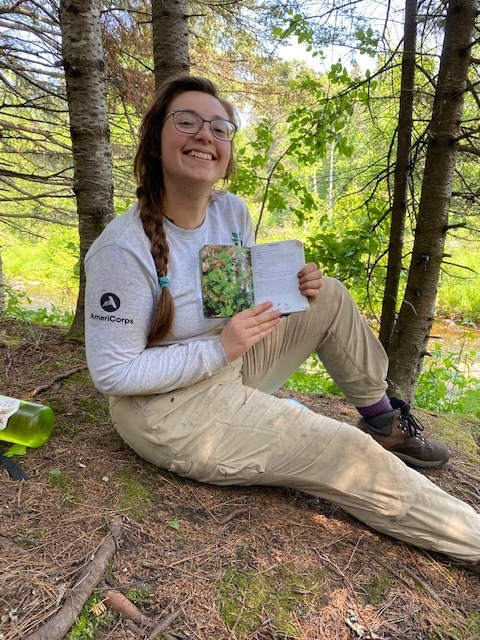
[158,276,170,288]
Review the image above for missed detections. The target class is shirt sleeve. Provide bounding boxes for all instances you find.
[85,244,229,396]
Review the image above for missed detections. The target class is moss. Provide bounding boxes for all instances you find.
[427,610,480,640]
[73,396,110,425]
[48,395,109,439]
[59,370,94,391]
[117,469,155,520]
[469,610,480,635]
[66,593,116,640]
[360,570,392,605]
[125,587,153,607]
[46,396,71,417]
[16,528,47,550]
[47,470,83,506]
[217,566,329,637]
[30,528,46,539]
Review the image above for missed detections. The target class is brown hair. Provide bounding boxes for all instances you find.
[134,75,237,345]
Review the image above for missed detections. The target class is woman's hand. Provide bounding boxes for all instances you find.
[220,302,282,362]
[298,263,323,300]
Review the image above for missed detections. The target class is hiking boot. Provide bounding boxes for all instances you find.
[357,397,450,469]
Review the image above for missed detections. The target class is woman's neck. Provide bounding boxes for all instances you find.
[163,187,211,230]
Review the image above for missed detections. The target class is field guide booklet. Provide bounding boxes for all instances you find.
[200,239,310,318]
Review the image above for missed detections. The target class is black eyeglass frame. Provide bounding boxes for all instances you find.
[166,110,237,142]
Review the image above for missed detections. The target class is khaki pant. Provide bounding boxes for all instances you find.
[110,278,480,563]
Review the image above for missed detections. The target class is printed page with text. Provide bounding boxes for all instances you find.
[251,240,309,313]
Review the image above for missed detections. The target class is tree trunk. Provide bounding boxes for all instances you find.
[378,0,417,351]
[0,253,4,316]
[386,0,477,400]
[59,0,115,340]
[151,0,190,90]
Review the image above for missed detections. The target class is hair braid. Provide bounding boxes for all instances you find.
[138,193,175,345]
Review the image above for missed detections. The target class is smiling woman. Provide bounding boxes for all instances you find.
[84,75,480,572]
[159,92,235,222]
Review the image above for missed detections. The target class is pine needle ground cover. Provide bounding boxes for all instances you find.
[0,320,479,640]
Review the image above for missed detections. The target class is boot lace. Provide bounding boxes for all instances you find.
[390,396,425,440]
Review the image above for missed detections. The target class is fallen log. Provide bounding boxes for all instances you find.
[23,516,123,640]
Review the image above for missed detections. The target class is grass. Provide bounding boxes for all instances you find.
[437,241,480,325]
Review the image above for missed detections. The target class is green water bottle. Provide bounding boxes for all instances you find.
[0,395,54,448]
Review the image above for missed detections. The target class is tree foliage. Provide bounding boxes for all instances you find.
[0,0,73,227]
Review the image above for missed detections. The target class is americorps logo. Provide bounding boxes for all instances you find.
[90,293,133,325]
[101,293,121,312]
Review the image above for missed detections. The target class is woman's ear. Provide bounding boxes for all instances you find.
[150,147,162,160]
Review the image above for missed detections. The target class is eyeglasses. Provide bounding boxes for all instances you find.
[166,110,237,142]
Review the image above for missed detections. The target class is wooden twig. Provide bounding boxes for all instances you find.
[452,464,480,483]
[373,556,454,614]
[23,516,123,640]
[0,534,30,555]
[401,567,453,612]
[219,507,249,525]
[462,488,480,502]
[30,365,88,397]
[125,619,144,635]
[148,609,182,640]
[103,589,153,628]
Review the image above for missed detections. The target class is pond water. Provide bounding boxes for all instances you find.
[8,279,77,312]
[430,319,480,349]
[428,319,480,378]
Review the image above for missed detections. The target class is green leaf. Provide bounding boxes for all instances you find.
[168,520,180,530]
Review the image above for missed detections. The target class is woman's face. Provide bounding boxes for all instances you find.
[160,91,233,192]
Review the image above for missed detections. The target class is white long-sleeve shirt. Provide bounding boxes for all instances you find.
[84,191,254,396]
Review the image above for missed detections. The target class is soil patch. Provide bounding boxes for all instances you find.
[0,320,479,639]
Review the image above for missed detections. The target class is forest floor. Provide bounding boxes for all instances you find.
[0,319,479,640]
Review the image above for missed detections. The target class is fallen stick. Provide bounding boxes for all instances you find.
[30,365,89,397]
[148,609,182,640]
[103,589,153,628]
[219,507,249,525]
[401,566,453,612]
[23,516,123,640]
[102,590,181,637]
[0,534,30,555]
